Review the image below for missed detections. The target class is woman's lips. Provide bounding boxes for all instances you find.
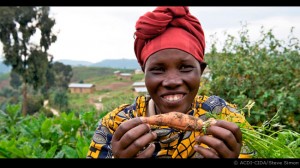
[162,94,184,102]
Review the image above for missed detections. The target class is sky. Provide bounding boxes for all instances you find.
[1,7,300,63]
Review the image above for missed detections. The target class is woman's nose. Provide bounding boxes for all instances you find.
[162,73,183,88]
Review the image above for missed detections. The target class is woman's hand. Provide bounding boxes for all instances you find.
[194,120,242,158]
[111,117,157,158]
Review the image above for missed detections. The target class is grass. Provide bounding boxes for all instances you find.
[241,126,300,158]
[205,101,300,158]
[0,73,9,82]
[67,71,144,114]
[232,101,299,158]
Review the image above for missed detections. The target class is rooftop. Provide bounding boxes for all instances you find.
[69,83,94,88]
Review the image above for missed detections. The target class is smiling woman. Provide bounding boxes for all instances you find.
[86,6,252,159]
[144,49,203,115]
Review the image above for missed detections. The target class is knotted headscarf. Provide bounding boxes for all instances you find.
[134,6,205,68]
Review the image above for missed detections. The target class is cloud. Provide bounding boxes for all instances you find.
[1,7,300,63]
[48,7,156,63]
[204,15,300,52]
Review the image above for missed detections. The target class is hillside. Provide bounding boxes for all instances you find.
[58,58,140,70]
[0,61,11,74]
[54,60,93,67]
[91,59,140,69]
[71,66,134,82]
[68,66,145,113]
[0,66,137,91]
[0,66,144,112]
[0,58,139,76]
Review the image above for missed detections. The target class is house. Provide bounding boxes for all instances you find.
[114,71,121,77]
[68,83,96,94]
[115,73,132,80]
[120,73,132,80]
[114,71,132,80]
[134,69,143,74]
[132,81,148,93]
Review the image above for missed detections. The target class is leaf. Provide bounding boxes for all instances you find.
[41,118,52,138]
[0,147,11,158]
[76,137,89,158]
[45,145,57,158]
[54,150,64,158]
[62,145,78,158]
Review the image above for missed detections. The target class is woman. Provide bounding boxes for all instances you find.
[87,6,252,158]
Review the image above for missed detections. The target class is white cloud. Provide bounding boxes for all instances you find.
[49,7,156,63]
[1,7,300,63]
[204,15,300,52]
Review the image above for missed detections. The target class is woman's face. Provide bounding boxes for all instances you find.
[144,49,202,114]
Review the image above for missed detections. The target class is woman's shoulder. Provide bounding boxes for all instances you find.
[195,95,249,125]
[196,95,238,112]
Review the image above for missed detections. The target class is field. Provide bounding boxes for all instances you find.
[0,22,299,158]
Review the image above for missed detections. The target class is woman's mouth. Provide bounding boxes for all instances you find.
[162,94,185,102]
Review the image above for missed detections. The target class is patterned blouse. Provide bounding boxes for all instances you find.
[87,95,253,158]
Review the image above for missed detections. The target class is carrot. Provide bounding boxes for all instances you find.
[139,111,217,132]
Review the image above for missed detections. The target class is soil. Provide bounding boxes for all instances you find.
[96,81,133,90]
[44,100,59,116]
[0,79,9,90]
[91,81,134,111]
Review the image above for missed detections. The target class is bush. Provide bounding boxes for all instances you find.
[204,25,300,132]
[26,94,44,115]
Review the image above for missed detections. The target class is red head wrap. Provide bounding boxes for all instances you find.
[134,6,205,68]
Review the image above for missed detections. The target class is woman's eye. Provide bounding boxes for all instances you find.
[180,66,193,72]
[150,67,164,74]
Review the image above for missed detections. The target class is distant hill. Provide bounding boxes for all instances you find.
[55,59,93,67]
[91,59,140,69]
[58,58,140,70]
[0,58,140,74]
[0,61,11,74]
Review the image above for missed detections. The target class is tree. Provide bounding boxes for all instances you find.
[41,58,55,99]
[53,90,69,112]
[41,61,73,100]
[52,61,73,89]
[0,7,57,115]
[10,71,22,90]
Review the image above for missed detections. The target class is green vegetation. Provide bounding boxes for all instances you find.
[71,66,133,82]
[205,25,300,132]
[0,104,97,158]
[208,102,300,158]
[132,73,145,81]
[0,25,299,158]
[0,73,9,82]
[66,92,96,114]
[86,75,117,86]
[0,7,57,115]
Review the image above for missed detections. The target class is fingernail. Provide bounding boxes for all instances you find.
[150,143,155,148]
[152,131,157,138]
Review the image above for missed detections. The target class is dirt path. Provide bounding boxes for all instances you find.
[89,95,108,111]
[44,100,60,116]
[92,81,134,111]
[94,95,104,111]
[95,81,133,90]
[45,95,104,116]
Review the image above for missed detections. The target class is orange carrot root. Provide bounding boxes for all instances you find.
[140,112,217,131]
